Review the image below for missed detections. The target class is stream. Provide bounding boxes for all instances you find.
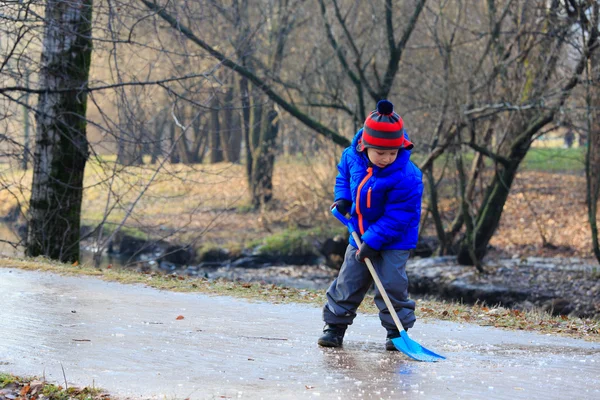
[0,222,337,290]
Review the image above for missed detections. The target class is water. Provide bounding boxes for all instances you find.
[0,222,126,269]
[0,222,336,289]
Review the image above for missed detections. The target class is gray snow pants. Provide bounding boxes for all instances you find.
[322,245,416,331]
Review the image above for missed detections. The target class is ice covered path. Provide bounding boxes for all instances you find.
[0,268,598,399]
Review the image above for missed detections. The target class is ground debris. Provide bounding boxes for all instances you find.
[0,373,110,400]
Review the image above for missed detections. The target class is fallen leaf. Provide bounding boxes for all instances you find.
[30,380,44,395]
[176,315,185,320]
[72,260,79,267]
[20,384,30,396]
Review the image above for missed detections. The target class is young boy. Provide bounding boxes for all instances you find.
[318,99,423,351]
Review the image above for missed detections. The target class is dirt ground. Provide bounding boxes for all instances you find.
[481,171,594,260]
[204,170,597,262]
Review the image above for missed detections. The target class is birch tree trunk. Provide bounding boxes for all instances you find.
[26,0,94,262]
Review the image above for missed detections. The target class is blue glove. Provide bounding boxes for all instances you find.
[355,241,379,263]
[331,199,352,216]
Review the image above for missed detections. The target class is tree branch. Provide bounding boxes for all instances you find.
[140,0,350,147]
[464,141,511,167]
[380,0,426,97]
[0,73,213,95]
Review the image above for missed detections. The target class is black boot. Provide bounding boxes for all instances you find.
[385,328,404,351]
[318,324,347,348]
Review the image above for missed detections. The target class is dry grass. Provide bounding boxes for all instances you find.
[419,170,594,260]
[0,146,595,259]
[1,256,598,342]
[0,151,341,249]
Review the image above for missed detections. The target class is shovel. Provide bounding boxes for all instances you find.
[331,206,445,362]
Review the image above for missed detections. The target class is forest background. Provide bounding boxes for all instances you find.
[1,0,600,273]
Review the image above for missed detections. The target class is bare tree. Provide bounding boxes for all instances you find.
[26,0,94,262]
[584,2,600,263]
[451,0,599,265]
[1,0,225,262]
[402,0,598,266]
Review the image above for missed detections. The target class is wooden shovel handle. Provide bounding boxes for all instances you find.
[351,231,405,333]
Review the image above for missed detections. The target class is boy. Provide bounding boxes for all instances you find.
[318,99,423,351]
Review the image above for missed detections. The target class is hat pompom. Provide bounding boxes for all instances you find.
[376,100,394,115]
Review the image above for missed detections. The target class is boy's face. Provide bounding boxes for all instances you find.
[366,148,399,168]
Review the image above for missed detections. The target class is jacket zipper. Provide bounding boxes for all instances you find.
[355,166,373,235]
[367,187,372,208]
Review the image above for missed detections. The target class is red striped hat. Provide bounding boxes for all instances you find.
[360,100,414,151]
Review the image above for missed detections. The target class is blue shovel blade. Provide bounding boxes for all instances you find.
[391,331,446,362]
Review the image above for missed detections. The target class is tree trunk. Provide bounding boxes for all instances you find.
[21,70,31,170]
[221,78,234,162]
[250,105,278,208]
[190,113,205,163]
[425,165,448,254]
[456,120,541,264]
[176,108,192,164]
[169,122,180,163]
[246,90,263,192]
[150,115,165,164]
[455,143,483,272]
[229,112,242,163]
[221,76,242,163]
[26,0,94,262]
[209,95,223,163]
[240,76,252,188]
[586,24,600,263]
[116,114,139,165]
[444,123,494,253]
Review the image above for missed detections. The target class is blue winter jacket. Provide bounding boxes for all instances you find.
[334,129,423,251]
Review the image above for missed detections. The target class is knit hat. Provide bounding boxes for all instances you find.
[360,100,414,151]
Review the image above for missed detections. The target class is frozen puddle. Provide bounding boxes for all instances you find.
[0,268,598,399]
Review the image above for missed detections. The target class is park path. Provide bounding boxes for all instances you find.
[0,268,599,399]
